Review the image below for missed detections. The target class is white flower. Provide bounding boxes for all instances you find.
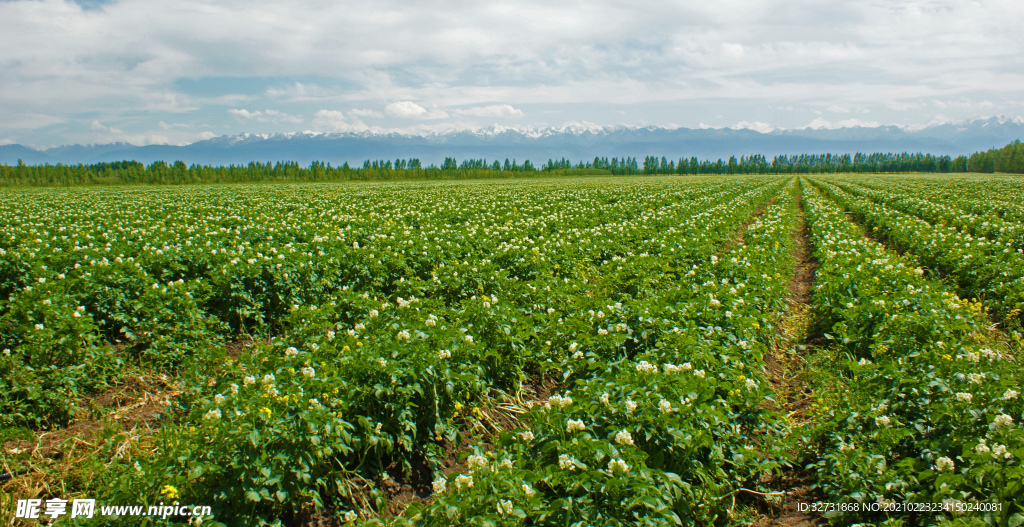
[558,454,577,470]
[635,360,658,373]
[608,458,630,473]
[262,374,275,384]
[745,378,758,390]
[308,343,319,352]
[285,346,299,357]
[599,392,610,404]
[598,328,608,336]
[229,383,239,394]
[875,415,891,427]
[499,458,514,470]
[566,419,586,432]
[397,330,410,341]
[572,350,584,359]
[955,392,973,403]
[935,457,954,473]
[301,366,315,378]
[34,324,44,331]
[1004,389,1019,400]
[993,414,1014,428]
[214,394,225,405]
[625,399,637,413]
[497,499,513,515]
[681,362,692,371]
[467,454,489,470]
[309,398,322,408]
[522,483,535,497]
[465,335,474,344]
[615,430,634,446]
[432,478,447,494]
[438,349,451,359]
[568,342,578,353]
[547,308,555,314]
[368,309,378,318]
[518,431,535,441]
[243,375,256,386]
[658,399,673,413]
[709,297,721,307]
[38,277,45,284]
[425,318,435,327]
[378,358,388,367]
[549,394,573,407]
[344,511,358,522]
[693,369,706,379]
[454,474,474,490]
[974,440,991,454]
[326,330,335,341]
[967,373,986,384]
[204,408,222,420]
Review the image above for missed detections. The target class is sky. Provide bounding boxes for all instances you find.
[1,0,1023,148]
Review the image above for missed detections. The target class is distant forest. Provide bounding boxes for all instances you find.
[1,139,1021,187]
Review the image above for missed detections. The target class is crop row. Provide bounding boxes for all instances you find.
[393,181,799,525]
[2,176,790,526]
[801,183,1023,525]
[0,178,768,429]
[807,177,1024,331]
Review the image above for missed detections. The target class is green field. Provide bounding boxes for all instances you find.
[1,174,1022,526]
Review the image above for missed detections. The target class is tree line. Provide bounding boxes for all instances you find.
[1,140,1021,187]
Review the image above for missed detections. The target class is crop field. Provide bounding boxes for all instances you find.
[1,174,1022,526]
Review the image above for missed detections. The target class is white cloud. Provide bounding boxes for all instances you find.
[384,101,448,120]
[801,118,882,130]
[227,109,302,123]
[90,120,123,134]
[197,131,216,140]
[310,109,368,133]
[454,104,524,118]
[0,0,1022,144]
[349,108,383,118]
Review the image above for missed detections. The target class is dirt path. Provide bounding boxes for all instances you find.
[755,178,822,527]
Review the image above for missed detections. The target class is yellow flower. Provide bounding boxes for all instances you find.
[342,345,350,352]
[160,485,179,500]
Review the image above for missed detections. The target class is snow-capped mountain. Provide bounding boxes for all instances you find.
[2,117,1022,167]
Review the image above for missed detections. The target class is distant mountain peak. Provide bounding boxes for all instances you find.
[2,116,1021,166]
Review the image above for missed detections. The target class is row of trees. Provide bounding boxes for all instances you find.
[2,141,1021,187]
[966,140,1024,173]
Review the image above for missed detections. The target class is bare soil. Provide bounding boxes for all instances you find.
[755,180,824,526]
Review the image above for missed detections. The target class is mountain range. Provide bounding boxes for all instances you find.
[2,117,1022,167]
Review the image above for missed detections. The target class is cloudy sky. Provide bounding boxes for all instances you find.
[1,0,1023,147]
